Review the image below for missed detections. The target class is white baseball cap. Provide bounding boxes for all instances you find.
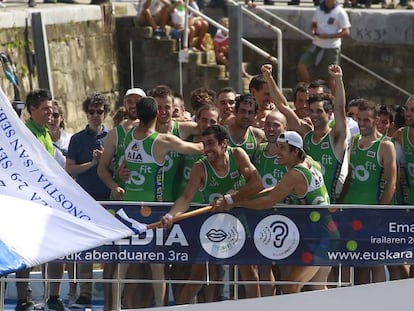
[277,131,303,150]
[125,88,146,98]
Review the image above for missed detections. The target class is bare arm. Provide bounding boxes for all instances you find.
[261,64,312,136]
[161,162,205,227]
[97,129,125,200]
[379,140,397,204]
[233,169,300,210]
[179,121,201,141]
[213,148,263,211]
[329,64,347,159]
[154,133,203,163]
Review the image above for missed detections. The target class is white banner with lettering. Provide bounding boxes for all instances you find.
[0,88,132,275]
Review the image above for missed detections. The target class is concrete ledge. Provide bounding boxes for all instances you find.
[243,5,414,44]
[0,2,138,28]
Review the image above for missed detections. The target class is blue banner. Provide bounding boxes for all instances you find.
[59,203,414,266]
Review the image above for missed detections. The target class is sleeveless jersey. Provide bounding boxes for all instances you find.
[303,131,343,203]
[123,130,164,202]
[288,158,330,205]
[229,126,258,159]
[163,120,183,202]
[199,147,246,204]
[253,143,287,188]
[401,127,414,204]
[343,134,385,204]
[177,135,203,203]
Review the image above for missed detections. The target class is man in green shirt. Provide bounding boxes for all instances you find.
[161,124,263,303]
[215,130,331,294]
[16,89,65,311]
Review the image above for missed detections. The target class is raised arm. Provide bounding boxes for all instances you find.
[329,64,347,158]
[261,64,312,137]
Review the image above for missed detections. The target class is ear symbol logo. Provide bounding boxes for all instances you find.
[270,221,289,248]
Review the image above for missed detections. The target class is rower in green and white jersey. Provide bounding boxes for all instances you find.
[227,94,265,159]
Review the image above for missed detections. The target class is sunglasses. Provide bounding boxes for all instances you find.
[88,109,105,115]
[52,112,61,119]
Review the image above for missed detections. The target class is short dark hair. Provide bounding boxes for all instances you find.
[309,79,331,94]
[202,124,229,144]
[288,144,306,161]
[235,93,258,114]
[347,98,364,110]
[293,82,308,102]
[357,99,379,117]
[148,85,173,99]
[25,89,52,114]
[248,74,267,92]
[82,92,110,113]
[216,87,236,100]
[308,93,334,113]
[379,105,394,123]
[137,96,158,125]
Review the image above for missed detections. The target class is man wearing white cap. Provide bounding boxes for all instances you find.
[214,130,335,294]
[97,87,145,310]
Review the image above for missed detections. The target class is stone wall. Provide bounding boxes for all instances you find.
[0,5,413,132]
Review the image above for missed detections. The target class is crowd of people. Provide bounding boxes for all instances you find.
[13,60,413,310]
[6,0,413,310]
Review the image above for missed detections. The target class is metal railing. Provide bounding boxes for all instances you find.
[252,5,412,96]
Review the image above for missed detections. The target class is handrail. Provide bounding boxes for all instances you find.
[228,0,283,88]
[255,6,412,96]
[185,4,280,85]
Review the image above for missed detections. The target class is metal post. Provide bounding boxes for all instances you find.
[129,40,134,88]
[31,12,54,97]
[228,3,242,93]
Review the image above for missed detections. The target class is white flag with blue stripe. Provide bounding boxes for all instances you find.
[0,88,133,275]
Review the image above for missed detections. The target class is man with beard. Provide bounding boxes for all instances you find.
[263,64,347,204]
[252,110,288,297]
[214,130,334,294]
[97,87,145,310]
[227,94,265,160]
[161,125,263,302]
[343,99,396,285]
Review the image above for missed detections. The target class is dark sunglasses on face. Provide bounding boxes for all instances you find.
[88,109,105,115]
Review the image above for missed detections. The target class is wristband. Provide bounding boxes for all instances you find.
[224,194,234,205]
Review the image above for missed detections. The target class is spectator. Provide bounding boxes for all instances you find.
[137,0,170,39]
[66,92,112,308]
[213,17,251,78]
[297,0,351,92]
[170,0,209,51]
[48,100,72,166]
